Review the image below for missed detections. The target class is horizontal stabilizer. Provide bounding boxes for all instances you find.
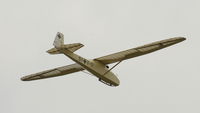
[47,43,84,54]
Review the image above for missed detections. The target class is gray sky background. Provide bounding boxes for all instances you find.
[0,0,199,113]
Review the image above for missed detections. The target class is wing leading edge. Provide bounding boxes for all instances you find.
[95,37,186,64]
[21,63,84,81]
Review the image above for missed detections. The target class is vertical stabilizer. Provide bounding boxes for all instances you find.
[53,32,64,49]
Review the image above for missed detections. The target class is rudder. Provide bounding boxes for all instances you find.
[53,32,64,49]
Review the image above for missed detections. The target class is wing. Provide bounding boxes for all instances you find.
[21,63,84,81]
[94,37,186,64]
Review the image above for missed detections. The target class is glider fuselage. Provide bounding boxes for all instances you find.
[61,50,120,86]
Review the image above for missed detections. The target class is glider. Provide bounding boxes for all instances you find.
[21,32,186,86]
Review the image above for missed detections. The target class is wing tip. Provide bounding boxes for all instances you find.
[21,76,28,81]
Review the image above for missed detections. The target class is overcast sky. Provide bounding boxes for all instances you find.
[0,0,199,113]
